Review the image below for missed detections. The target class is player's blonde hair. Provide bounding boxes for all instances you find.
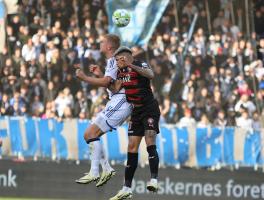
[104,34,120,51]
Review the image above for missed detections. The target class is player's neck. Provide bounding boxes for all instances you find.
[105,50,115,59]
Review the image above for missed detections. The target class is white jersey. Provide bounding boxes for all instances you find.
[92,57,132,132]
[105,57,126,99]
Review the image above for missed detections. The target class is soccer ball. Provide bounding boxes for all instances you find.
[112,9,131,27]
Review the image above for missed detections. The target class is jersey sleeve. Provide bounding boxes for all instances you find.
[104,58,117,80]
[134,60,149,68]
[141,62,149,68]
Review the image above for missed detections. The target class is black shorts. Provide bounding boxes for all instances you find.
[128,99,160,137]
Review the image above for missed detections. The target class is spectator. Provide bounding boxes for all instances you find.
[160,96,170,122]
[194,87,210,120]
[252,112,261,131]
[63,106,73,119]
[182,0,198,21]
[177,108,196,127]
[42,101,57,119]
[0,93,12,115]
[21,38,36,61]
[12,48,23,74]
[236,80,253,97]
[197,114,211,128]
[226,108,236,126]
[0,0,262,129]
[236,109,253,129]
[31,95,44,117]
[213,110,227,127]
[55,90,72,118]
[73,90,91,118]
[234,94,256,116]
[257,38,264,65]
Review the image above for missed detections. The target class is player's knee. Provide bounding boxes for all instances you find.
[145,139,154,146]
[128,142,138,153]
[84,129,94,140]
[84,126,101,141]
[84,131,98,141]
[145,136,156,146]
[84,131,90,141]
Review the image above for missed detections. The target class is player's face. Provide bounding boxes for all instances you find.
[115,55,127,69]
[100,37,108,53]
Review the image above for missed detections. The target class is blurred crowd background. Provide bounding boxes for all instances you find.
[0,0,264,130]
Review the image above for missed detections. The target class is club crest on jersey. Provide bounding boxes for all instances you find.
[147,118,154,128]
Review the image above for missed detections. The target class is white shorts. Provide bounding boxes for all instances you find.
[93,95,132,133]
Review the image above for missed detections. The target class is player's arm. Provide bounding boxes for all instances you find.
[76,69,111,87]
[128,63,154,79]
[109,79,122,93]
[89,64,104,77]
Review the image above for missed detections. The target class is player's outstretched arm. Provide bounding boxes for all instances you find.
[90,64,104,77]
[129,64,154,79]
[76,69,112,87]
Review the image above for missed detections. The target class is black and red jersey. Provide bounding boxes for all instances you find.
[117,60,154,105]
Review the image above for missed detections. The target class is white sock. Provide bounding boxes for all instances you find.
[150,178,158,183]
[89,140,102,177]
[122,186,132,192]
[100,144,113,172]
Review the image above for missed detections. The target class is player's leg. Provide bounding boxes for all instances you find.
[143,100,160,192]
[96,99,132,187]
[125,136,142,187]
[96,142,116,187]
[144,130,159,192]
[75,123,103,184]
[110,117,143,200]
[110,136,142,200]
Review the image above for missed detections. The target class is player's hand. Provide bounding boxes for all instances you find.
[75,69,86,80]
[109,79,123,92]
[89,65,102,76]
[123,56,132,66]
[115,79,123,87]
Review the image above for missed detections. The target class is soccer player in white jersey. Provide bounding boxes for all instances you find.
[75,34,132,187]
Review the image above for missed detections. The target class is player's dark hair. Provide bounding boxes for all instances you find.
[104,34,120,50]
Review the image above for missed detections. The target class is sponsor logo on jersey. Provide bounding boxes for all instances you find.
[122,75,131,82]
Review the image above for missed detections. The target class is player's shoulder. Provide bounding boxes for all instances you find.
[106,57,117,70]
[107,57,116,66]
[133,60,149,68]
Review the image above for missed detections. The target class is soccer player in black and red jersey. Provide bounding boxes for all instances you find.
[109,47,160,200]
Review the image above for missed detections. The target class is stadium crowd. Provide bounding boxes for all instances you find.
[0,0,263,130]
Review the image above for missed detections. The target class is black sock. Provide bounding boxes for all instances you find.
[86,137,100,144]
[124,152,138,187]
[147,145,159,179]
